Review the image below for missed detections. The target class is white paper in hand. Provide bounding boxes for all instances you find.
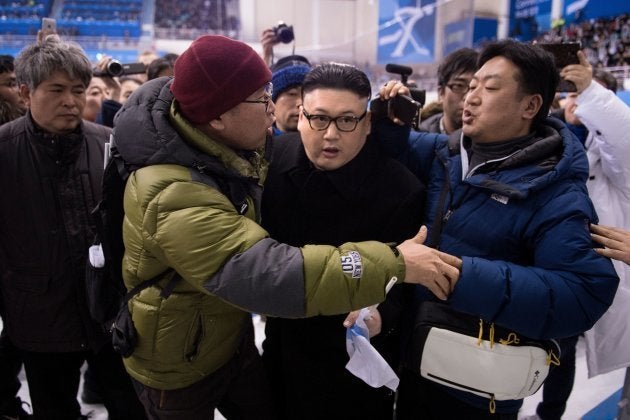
[345,307,399,391]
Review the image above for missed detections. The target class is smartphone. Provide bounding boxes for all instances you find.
[539,42,581,92]
[388,95,421,126]
[42,17,56,33]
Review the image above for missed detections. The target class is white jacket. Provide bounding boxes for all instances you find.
[579,81,630,377]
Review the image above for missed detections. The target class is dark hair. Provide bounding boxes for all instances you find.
[301,62,371,100]
[437,48,478,87]
[593,69,617,93]
[146,57,174,81]
[478,39,559,129]
[119,75,143,86]
[15,36,92,91]
[162,53,179,65]
[0,55,15,74]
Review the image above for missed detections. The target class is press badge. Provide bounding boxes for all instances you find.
[341,251,363,279]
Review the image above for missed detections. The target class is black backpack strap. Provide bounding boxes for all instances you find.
[122,269,181,305]
[189,168,249,215]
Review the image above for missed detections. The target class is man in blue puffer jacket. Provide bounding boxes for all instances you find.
[374,39,619,419]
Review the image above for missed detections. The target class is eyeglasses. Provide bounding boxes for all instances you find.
[242,82,273,112]
[301,108,367,132]
[446,82,470,95]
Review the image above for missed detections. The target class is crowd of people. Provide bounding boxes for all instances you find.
[0,21,629,420]
[538,13,630,68]
[153,0,240,40]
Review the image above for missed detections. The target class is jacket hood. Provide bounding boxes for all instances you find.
[112,77,267,183]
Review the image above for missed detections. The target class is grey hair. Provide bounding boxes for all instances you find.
[15,35,93,91]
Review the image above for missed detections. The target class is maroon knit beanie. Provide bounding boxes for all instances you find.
[171,35,272,124]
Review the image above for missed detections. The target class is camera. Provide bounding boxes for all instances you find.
[273,22,294,44]
[93,60,146,77]
[539,42,581,92]
[370,63,426,127]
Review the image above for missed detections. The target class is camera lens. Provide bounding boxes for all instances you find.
[107,60,124,77]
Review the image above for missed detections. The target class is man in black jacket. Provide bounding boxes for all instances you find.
[0,53,29,420]
[0,36,144,420]
[261,63,427,420]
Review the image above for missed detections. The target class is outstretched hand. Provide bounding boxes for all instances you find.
[591,224,630,265]
[398,226,462,300]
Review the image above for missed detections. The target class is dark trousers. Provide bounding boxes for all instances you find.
[396,368,518,420]
[535,335,580,420]
[0,328,22,414]
[131,323,275,420]
[22,343,146,420]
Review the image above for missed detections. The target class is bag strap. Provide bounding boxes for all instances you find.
[122,270,181,305]
[427,160,451,248]
[189,167,249,215]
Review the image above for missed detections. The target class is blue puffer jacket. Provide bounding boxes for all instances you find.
[377,117,619,413]
[424,117,617,340]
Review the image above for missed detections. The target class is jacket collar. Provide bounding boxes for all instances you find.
[276,133,380,201]
[169,101,268,183]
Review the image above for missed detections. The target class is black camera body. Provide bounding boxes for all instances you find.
[370,63,426,127]
[273,22,294,44]
[539,42,581,92]
[370,94,422,126]
[93,60,146,77]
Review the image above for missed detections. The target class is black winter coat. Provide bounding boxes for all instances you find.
[0,113,111,352]
[260,132,425,420]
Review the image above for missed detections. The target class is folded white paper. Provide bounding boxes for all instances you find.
[345,308,399,391]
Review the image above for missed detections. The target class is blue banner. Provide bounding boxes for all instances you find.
[564,0,629,24]
[443,19,472,57]
[377,0,436,64]
[508,0,552,41]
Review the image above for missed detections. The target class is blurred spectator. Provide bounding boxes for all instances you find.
[269,55,311,135]
[537,13,629,67]
[146,57,174,80]
[154,0,239,39]
[0,53,29,420]
[0,54,26,124]
[417,48,478,135]
[83,75,109,122]
[119,76,142,104]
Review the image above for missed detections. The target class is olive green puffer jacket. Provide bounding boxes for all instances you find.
[114,77,406,390]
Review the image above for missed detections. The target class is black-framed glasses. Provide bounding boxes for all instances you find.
[243,82,273,112]
[446,82,470,95]
[301,108,367,132]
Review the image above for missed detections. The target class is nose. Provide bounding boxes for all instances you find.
[60,90,79,107]
[464,87,479,106]
[323,122,341,140]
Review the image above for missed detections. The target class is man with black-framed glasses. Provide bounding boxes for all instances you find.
[418,48,478,138]
[260,62,434,420]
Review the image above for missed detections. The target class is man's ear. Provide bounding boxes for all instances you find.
[522,93,543,121]
[19,84,31,107]
[365,111,372,136]
[208,116,226,131]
